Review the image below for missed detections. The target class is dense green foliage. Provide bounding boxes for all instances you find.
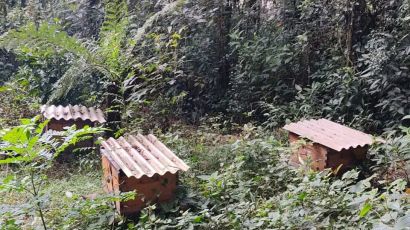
[1,0,410,131]
[0,0,410,229]
[0,123,409,229]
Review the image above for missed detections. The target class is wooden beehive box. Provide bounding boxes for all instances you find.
[283,119,374,173]
[101,134,189,216]
[41,105,106,158]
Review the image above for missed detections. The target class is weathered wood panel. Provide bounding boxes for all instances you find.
[117,172,178,215]
[288,132,367,173]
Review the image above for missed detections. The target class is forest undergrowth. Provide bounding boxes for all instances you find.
[0,118,409,229]
[0,0,410,229]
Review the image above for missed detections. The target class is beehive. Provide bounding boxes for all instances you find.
[41,105,106,131]
[100,134,189,216]
[283,119,374,173]
[41,105,106,159]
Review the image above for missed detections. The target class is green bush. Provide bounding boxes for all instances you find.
[126,128,409,230]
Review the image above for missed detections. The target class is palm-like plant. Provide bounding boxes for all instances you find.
[0,0,185,135]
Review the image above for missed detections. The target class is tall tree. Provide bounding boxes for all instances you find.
[0,0,6,31]
[215,0,233,103]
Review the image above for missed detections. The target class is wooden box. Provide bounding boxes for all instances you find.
[41,105,106,160]
[284,119,373,173]
[101,134,189,216]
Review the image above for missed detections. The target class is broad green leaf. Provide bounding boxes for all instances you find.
[359,202,372,218]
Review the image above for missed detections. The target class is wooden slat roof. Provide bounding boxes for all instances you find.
[101,134,189,179]
[283,119,374,151]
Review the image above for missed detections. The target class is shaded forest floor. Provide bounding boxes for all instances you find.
[0,164,102,228]
[0,126,262,228]
[0,122,409,229]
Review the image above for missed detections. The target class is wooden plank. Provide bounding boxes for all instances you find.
[102,155,113,193]
[112,167,121,213]
[101,150,120,172]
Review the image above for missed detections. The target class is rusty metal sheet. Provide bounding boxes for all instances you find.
[283,119,373,151]
[101,134,189,179]
[41,105,106,123]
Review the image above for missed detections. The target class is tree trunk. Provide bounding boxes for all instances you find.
[105,82,122,137]
[346,0,368,66]
[0,0,7,31]
[215,0,232,107]
[84,0,101,38]
[282,0,297,30]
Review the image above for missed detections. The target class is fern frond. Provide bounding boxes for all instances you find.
[48,58,93,102]
[126,0,186,55]
[0,22,90,58]
[97,0,129,81]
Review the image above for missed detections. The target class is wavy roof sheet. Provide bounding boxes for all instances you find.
[101,134,189,179]
[41,105,106,123]
[283,119,373,151]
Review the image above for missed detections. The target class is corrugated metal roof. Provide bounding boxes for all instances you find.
[283,119,373,151]
[41,105,106,123]
[101,134,189,179]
